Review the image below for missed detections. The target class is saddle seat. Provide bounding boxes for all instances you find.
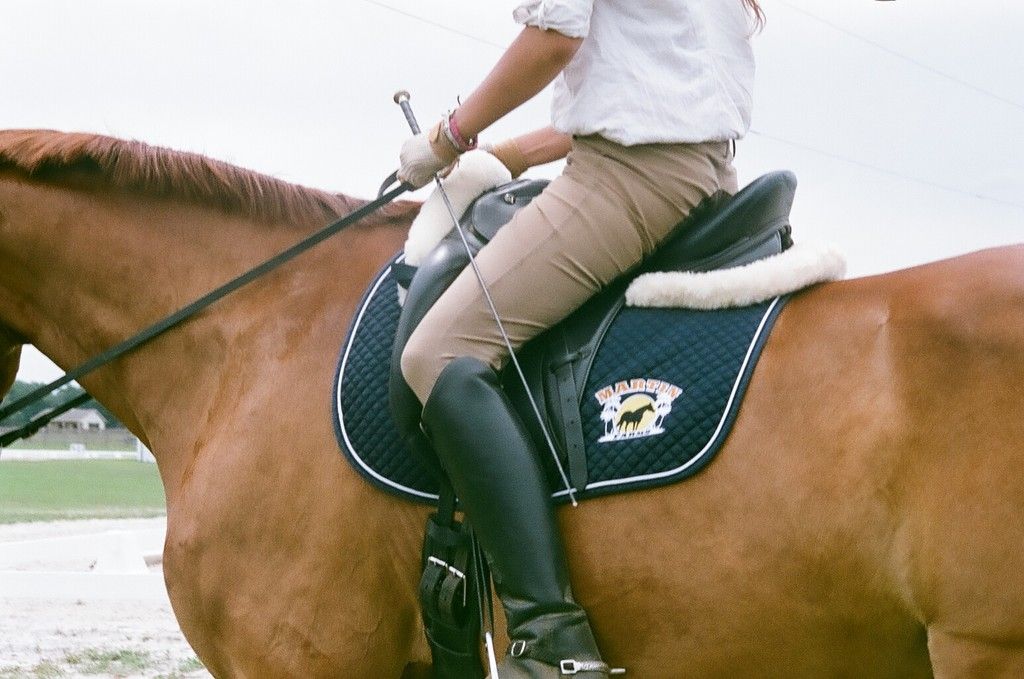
[388,170,798,490]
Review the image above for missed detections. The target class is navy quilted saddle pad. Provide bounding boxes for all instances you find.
[333,255,788,505]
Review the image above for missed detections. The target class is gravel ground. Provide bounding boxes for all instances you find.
[0,518,166,543]
[0,518,213,678]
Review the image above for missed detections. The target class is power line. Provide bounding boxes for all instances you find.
[775,0,1024,113]
[357,0,506,50]
[748,128,1024,211]
[355,0,1023,211]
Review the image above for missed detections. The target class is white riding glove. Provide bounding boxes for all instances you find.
[398,121,461,189]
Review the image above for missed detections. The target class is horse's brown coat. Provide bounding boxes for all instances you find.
[1,130,1022,677]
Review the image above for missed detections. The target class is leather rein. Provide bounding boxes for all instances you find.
[0,175,408,446]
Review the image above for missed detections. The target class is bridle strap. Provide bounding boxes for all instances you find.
[0,181,409,426]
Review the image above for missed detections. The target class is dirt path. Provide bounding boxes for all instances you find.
[0,518,212,678]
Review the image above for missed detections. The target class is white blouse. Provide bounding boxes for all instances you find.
[513,0,756,145]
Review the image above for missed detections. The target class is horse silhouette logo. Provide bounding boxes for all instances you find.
[595,378,683,443]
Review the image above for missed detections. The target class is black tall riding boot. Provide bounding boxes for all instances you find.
[421,357,612,678]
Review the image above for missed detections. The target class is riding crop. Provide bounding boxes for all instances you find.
[393,91,579,508]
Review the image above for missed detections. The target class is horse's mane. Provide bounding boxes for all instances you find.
[0,129,417,225]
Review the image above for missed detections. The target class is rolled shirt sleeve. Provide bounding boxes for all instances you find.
[513,0,593,39]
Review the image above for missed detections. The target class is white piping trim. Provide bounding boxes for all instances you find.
[336,256,440,501]
[339,277,782,501]
[553,296,783,497]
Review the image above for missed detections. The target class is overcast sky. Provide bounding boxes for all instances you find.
[2,0,1021,382]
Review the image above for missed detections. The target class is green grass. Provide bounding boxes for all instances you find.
[0,661,64,679]
[155,655,208,678]
[64,648,153,674]
[0,652,207,678]
[0,460,165,523]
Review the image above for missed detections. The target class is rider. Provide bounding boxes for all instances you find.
[397,1,763,676]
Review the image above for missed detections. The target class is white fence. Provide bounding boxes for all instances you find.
[0,437,155,462]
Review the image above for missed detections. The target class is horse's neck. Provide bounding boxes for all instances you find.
[0,176,409,484]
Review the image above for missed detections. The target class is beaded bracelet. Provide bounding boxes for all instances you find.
[442,111,477,153]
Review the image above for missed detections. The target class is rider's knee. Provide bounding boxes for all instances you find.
[400,326,446,404]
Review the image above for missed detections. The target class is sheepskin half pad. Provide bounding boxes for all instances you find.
[334,255,789,505]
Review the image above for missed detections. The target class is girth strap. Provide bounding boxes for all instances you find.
[419,478,487,679]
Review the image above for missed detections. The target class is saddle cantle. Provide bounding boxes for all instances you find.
[331,171,796,502]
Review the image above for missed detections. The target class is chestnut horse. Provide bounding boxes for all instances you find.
[1,130,1022,678]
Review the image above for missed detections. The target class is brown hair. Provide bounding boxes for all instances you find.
[743,0,766,31]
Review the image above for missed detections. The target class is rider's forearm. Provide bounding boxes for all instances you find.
[453,26,582,140]
[488,126,572,178]
[514,126,573,167]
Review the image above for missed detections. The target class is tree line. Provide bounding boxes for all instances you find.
[0,381,121,428]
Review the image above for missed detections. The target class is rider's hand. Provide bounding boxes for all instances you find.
[398,121,461,189]
[484,138,529,179]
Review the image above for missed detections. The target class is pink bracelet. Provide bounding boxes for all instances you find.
[444,111,477,153]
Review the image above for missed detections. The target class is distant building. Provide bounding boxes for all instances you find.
[47,408,107,432]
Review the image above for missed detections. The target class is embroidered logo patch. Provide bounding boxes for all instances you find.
[594,378,684,443]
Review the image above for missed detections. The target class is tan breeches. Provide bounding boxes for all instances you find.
[401,135,738,403]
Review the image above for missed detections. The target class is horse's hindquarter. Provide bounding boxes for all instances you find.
[751,249,1024,651]
[880,248,1024,674]
[563,247,1024,677]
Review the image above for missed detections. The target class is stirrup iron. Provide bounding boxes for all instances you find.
[559,659,622,675]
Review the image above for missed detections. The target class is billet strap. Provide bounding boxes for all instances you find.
[436,476,457,528]
[552,347,588,492]
[423,479,466,626]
